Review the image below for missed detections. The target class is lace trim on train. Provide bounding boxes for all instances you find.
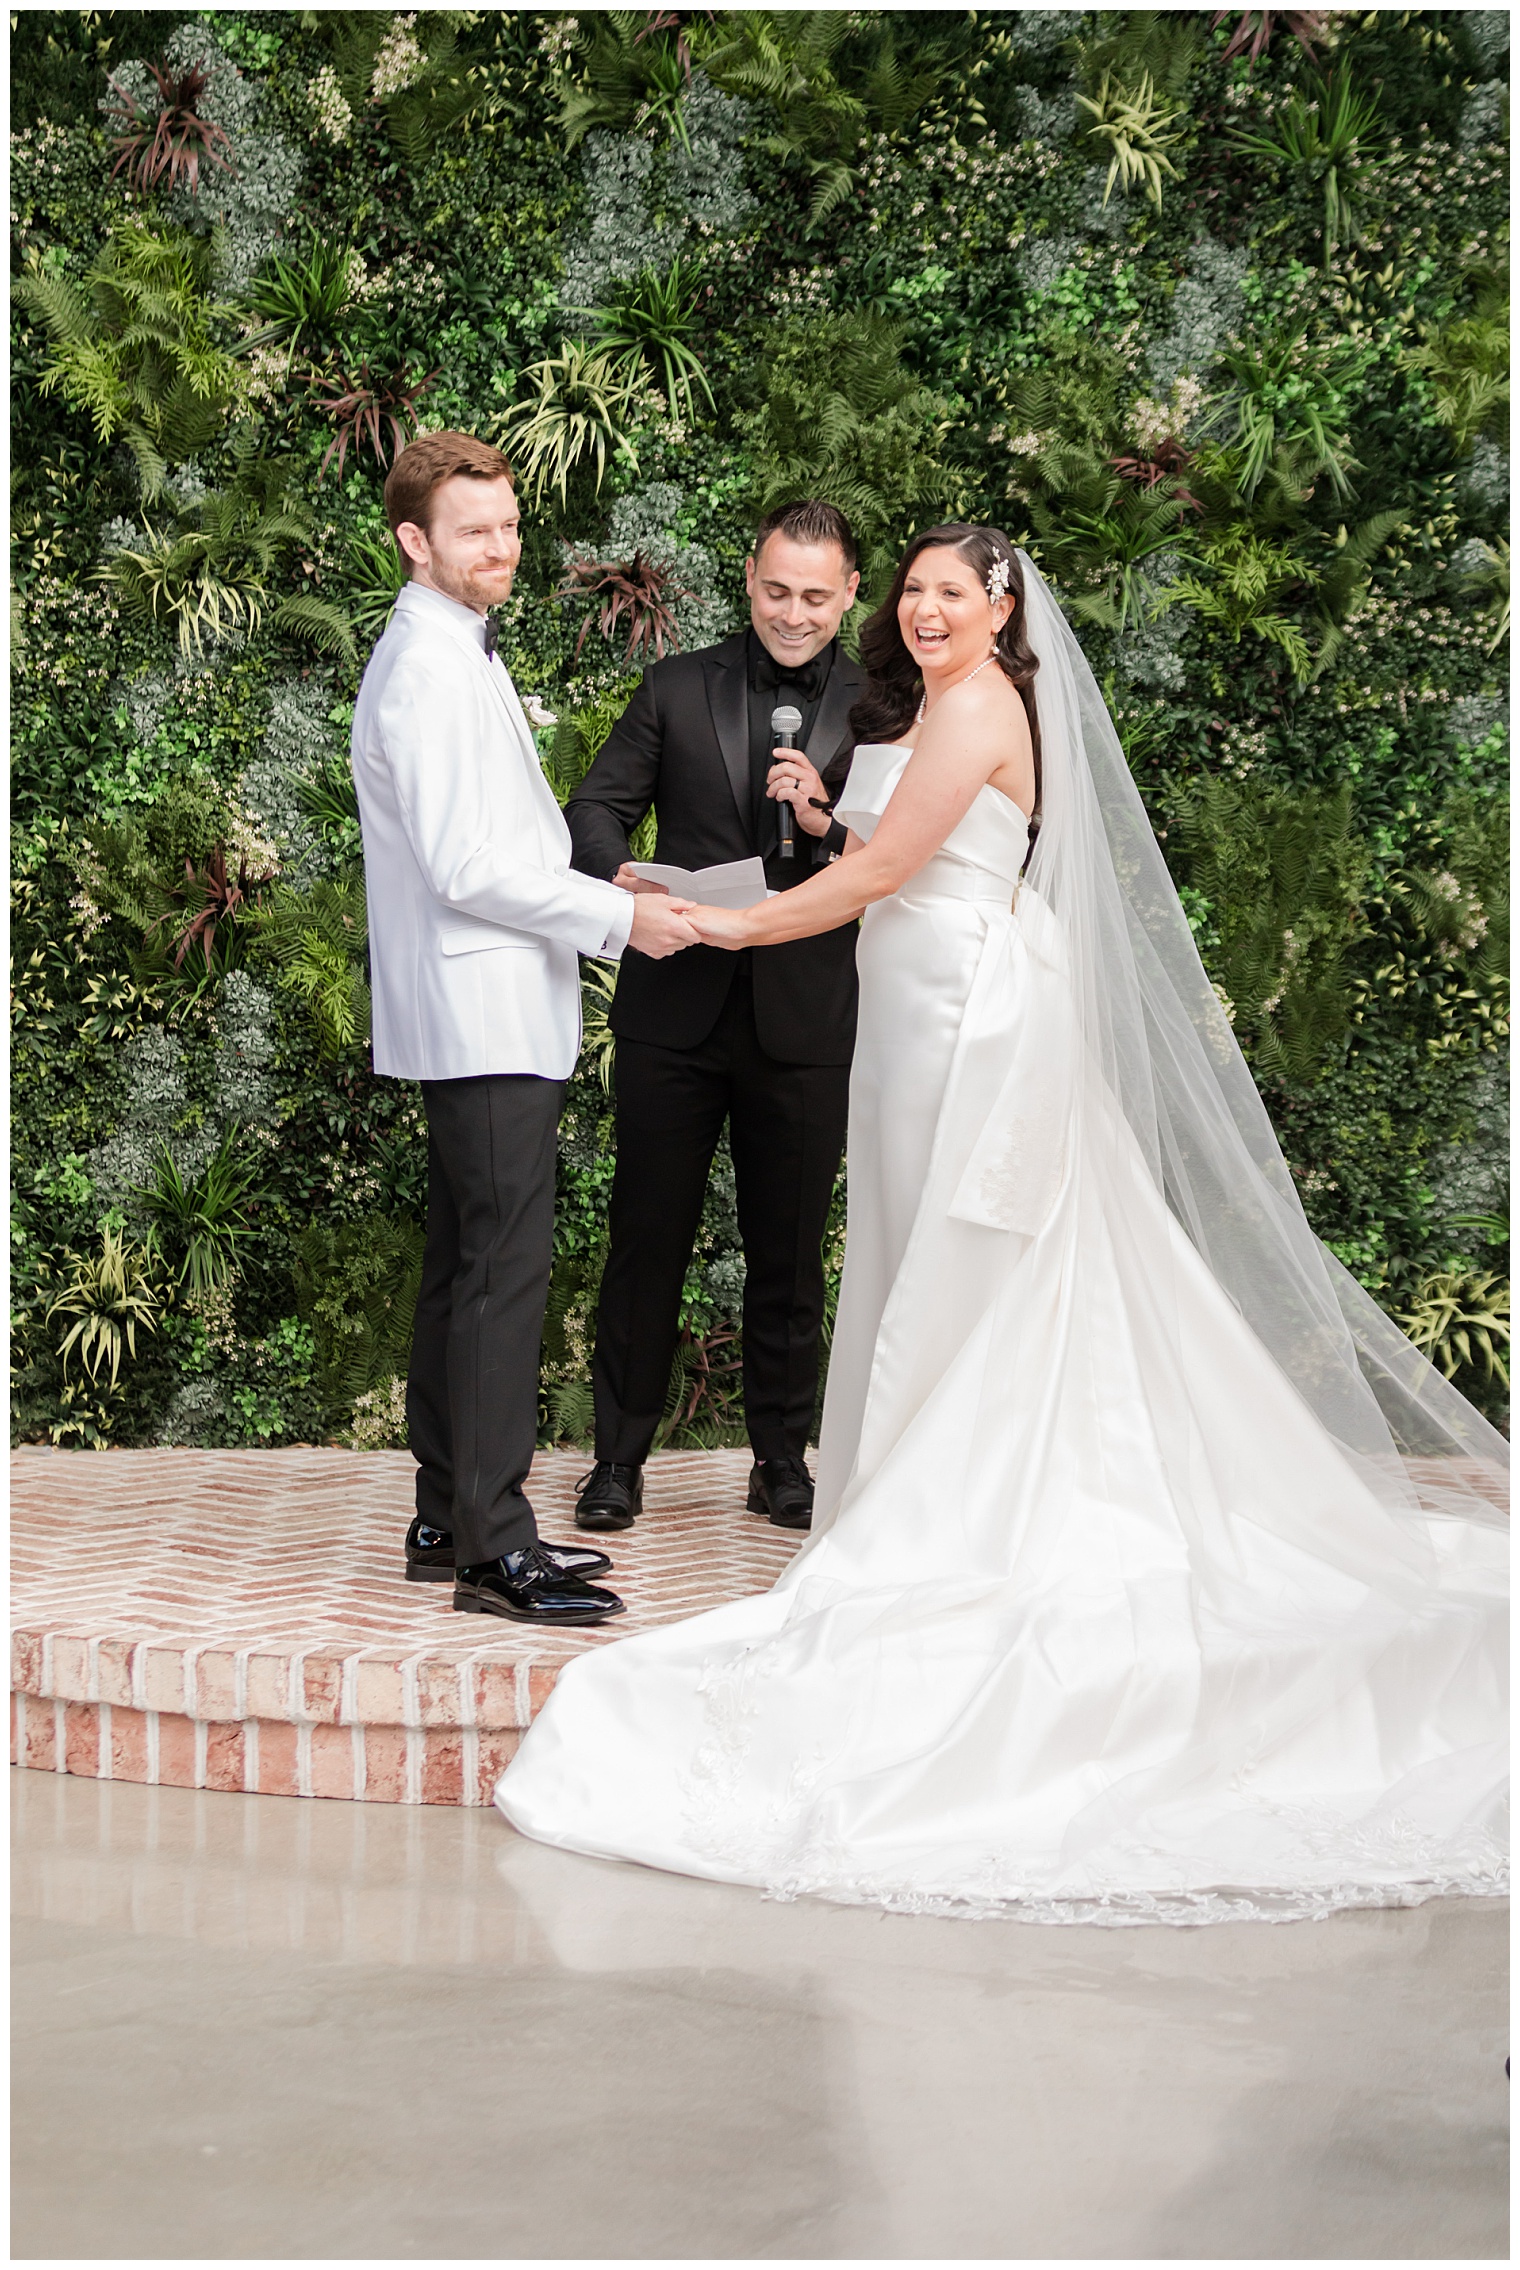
[744,1826,1510,1929]
[755,1866,1510,1928]
[680,1640,1508,1928]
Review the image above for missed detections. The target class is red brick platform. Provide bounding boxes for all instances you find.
[10,1447,799,1806]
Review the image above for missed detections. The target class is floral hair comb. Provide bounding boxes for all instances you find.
[986,556,1011,607]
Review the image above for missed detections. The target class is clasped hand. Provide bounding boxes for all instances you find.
[612,864,753,954]
[611,869,700,959]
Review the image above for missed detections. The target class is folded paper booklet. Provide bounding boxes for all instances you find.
[630,856,771,909]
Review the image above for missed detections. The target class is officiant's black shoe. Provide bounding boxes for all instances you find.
[574,1462,643,1532]
[747,1454,814,1530]
[406,1515,611,1583]
[454,1545,625,1626]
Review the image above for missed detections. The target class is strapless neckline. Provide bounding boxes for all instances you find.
[839,744,1030,885]
[849,743,1032,826]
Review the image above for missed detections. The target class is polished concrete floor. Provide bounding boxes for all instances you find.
[12,1768,1508,2260]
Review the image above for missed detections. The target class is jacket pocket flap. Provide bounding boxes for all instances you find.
[440,923,539,956]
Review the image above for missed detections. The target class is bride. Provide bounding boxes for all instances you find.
[496,528,1508,1925]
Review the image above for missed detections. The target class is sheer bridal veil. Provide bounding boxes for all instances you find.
[1014,550,1507,1528]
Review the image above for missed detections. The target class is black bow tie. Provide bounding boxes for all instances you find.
[483,615,498,660]
[750,643,829,703]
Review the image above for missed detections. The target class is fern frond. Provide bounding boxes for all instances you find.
[273,594,357,661]
[14,268,94,349]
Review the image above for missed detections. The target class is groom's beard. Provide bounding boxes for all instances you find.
[426,558,516,614]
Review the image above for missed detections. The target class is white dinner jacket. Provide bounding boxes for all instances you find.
[351,580,633,1081]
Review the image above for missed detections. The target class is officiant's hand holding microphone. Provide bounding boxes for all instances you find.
[765,717,833,843]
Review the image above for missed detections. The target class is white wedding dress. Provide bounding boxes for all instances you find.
[498,566,1507,1926]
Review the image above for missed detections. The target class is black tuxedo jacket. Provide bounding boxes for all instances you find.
[566,631,862,1065]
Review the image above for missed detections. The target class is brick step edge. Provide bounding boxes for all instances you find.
[11,1627,561,1733]
[11,1693,520,1806]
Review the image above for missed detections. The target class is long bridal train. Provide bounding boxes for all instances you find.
[496,559,1506,1926]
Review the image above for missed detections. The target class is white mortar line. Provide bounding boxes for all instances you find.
[405,1723,422,1806]
[52,1697,65,1771]
[98,1700,112,1779]
[193,1717,208,1789]
[87,1636,101,1704]
[462,1724,480,1807]
[233,1647,253,1721]
[352,1722,366,1801]
[296,1722,312,1798]
[40,1632,54,1701]
[400,1651,424,1729]
[243,1717,260,1794]
[146,1708,160,1785]
[130,1641,147,1712]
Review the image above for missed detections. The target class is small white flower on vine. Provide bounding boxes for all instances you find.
[309,63,353,145]
[371,14,424,100]
[986,556,1012,607]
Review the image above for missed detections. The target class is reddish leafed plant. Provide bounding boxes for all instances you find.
[633,10,716,76]
[151,847,273,972]
[1110,439,1204,512]
[560,549,695,664]
[1211,11,1328,69]
[668,1321,743,1434]
[105,59,233,198]
[312,362,440,481]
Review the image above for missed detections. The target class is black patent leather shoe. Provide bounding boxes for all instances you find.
[405,1516,456,1583]
[747,1454,814,1530]
[573,1462,643,1532]
[454,1545,625,1626]
[405,1515,611,1584]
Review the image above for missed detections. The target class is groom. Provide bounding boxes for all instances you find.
[567,500,863,1534]
[351,430,699,1625]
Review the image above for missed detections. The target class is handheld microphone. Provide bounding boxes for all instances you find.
[770,703,803,862]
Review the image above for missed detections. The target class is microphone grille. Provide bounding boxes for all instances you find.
[770,704,803,733]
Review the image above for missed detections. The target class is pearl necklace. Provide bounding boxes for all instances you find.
[915,652,997,726]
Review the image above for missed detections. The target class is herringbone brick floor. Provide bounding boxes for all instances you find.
[12,1446,1503,1809]
[11,1447,800,1805]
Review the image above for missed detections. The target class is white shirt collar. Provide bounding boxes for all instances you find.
[398,577,489,651]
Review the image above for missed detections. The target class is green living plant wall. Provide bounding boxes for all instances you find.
[11,7,1510,1452]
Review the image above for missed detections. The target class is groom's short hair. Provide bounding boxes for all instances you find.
[754,500,857,572]
[384,431,516,552]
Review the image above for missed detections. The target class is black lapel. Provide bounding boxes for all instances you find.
[703,636,751,827]
[807,661,863,785]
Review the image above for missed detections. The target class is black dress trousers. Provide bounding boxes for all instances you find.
[592,965,851,1469]
[407,1073,565,1565]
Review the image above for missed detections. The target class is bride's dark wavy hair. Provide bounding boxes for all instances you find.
[849,524,1041,830]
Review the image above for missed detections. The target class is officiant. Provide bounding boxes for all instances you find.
[566,500,863,1534]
